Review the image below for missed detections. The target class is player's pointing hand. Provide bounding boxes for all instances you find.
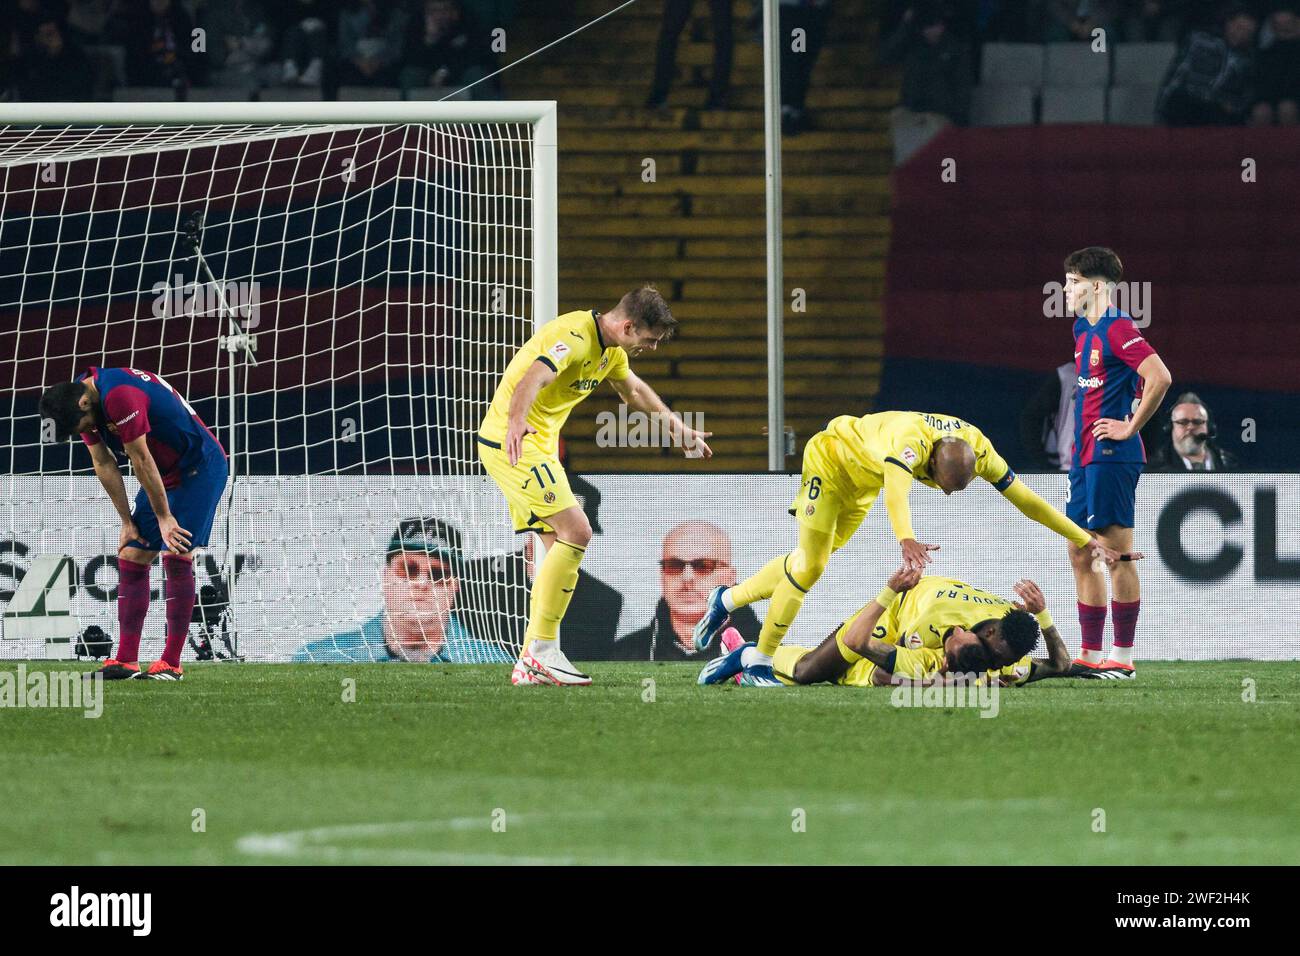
[900,538,939,571]
[682,426,713,459]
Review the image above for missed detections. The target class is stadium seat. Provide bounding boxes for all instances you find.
[186,87,255,102]
[1112,42,1177,86]
[1044,42,1110,87]
[1107,84,1160,125]
[338,86,402,101]
[256,86,324,102]
[1040,86,1106,123]
[111,86,177,102]
[971,85,1036,126]
[979,43,1044,87]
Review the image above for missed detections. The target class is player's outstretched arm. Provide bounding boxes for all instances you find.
[505,360,555,465]
[998,477,1139,566]
[609,371,712,458]
[122,436,190,553]
[882,465,937,570]
[1011,578,1071,683]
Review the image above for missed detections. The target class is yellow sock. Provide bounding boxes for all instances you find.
[756,556,811,656]
[523,539,585,650]
[771,645,807,685]
[727,554,786,608]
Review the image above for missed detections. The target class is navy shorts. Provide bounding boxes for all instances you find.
[1067,462,1142,531]
[130,451,228,553]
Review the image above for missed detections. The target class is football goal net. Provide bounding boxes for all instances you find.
[0,100,556,663]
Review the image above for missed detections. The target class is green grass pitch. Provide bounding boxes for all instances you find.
[1,661,1297,865]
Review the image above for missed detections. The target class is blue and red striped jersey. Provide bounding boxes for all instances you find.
[1071,309,1157,467]
[78,367,225,488]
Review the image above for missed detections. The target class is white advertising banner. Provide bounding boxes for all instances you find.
[2,473,1297,661]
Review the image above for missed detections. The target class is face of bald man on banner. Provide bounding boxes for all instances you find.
[658,521,736,632]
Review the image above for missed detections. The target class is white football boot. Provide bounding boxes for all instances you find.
[511,639,591,686]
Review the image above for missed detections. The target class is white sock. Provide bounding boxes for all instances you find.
[525,637,556,657]
[1108,645,1134,666]
[1078,648,1104,664]
[741,647,772,668]
[721,588,738,613]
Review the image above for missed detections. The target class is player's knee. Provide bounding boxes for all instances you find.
[788,547,828,590]
[562,516,593,549]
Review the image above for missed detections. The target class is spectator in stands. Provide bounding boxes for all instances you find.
[882,2,973,124]
[1251,3,1300,125]
[198,0,276,90]
[272,0,336,87]
[1157,3,1258,125]
[16,17,95,100]
[1046,1,1128,42]
[780,0,833,134]
[124,0,201,91]
[1019,361,1078,471]
[336,0,408,88]
[7,0,57,54]
[1147,392,1238,471]
[400,0,495,98]
[611,521,761,661]
[646,0,734,110]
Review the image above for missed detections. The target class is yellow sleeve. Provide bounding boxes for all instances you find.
[1000,477,1092,548]
[882,463,917,542]
[892,644,943,680]
[604,347,630,382]
[530,320,587,376]
[970,429,1015,488]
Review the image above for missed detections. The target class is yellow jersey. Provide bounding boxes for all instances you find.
[823,411,1016,493]
[479,310,630,454]
[866,575,1033,685]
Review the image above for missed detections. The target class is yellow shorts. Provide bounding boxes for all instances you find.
[477,436,579,535]
[787,431,882,551]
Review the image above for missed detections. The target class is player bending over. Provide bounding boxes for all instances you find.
[477,286,713,687]
[40,367,228,681]
[1062,247,1171,679]
[701,566,1070,688]
[692,409,1135,687]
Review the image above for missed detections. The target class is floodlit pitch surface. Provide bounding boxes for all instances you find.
[1,662,1296,865]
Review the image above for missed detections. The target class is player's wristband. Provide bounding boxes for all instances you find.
[1035,610,1054,631]
[875,586,898,609]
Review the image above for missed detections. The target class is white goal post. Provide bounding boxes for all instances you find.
[0,100,557,663]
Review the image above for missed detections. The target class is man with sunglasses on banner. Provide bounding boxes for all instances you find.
[293,518,510,663]
[612,521,760,661]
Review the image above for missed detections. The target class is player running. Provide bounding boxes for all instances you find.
[693,409,1135,687]
[701,566,1071,688]
[1062,248,1171,679]
[477,286,713,687]
[39,367,228,681]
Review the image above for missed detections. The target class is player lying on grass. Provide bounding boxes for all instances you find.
[693,409,1140,686]
[40,367,228,682]
[477,285,713,687]
[700,566,1072,688]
